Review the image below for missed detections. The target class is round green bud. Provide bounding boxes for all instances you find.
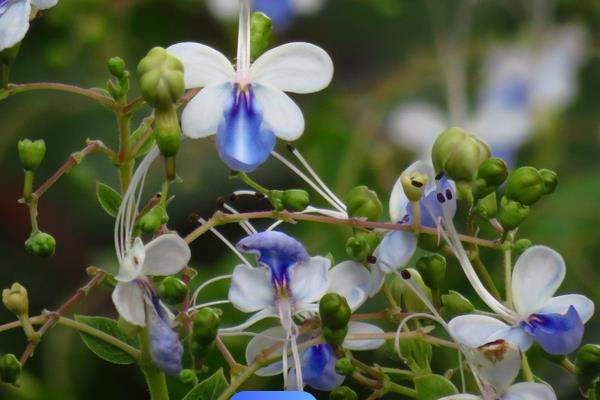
[108,56,126,78]
[322,326,348,347]
[330,386,358,400]
[477,157,508,187]
[389,269,432,313]
[576,344,600,377]
[179,369,198,386]
[432,127,491,181]
[18,139,46,171]
[250,12,272,60]
[415,254,446,290]
[138,47,185,110]
[474,192,498,220]
[139,208,162,234]
[441,290,475,319]
[282,189,309,212]
[400,170,428,202]
[512,238,532,253]
[157,277,188,305]
[319,293,351,330]
[505,167,545,206]
[346,186,383,222]
[192,308,221,345]
[498,196,530,230]
[334,358,355,376]
[345,231,379,261]
[268,190,284,211]
[25,231,56,258]
[0,354,21,384]
[154,107,181,158]
[539,168,558,195]
[2,283,29,316]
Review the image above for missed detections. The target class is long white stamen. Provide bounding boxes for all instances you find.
[233,190,259,197]
[271,151,347,214]
[188,299,231,312]
[219,331,287,342]
[222,203,257,234]
[266,206,349,231]
[282,339,289,388]
[198,217,253,268]
[290,324,303,390]
[236,0,251,86]
[191,274,232,309]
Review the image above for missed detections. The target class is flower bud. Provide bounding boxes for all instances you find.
[334,358,355,376]
[18,139,46,171]
[282,189,309,212]
[346,186,383,222]
[319,293,351,330]
[415,254,446,290]
[157,277,188,305]
[400,170,428,202]
[192,308,220,345]
[268,190,284,211]
[179,369,198,386]
[154,107,181,158]
[2,283,28,316]
[138,47,185,110]
[250,12,272,60]
[139,209,162,234]
[498,196,530,230]
[322,326,348,347]
[108,56,126,79]
[505,167,545,206]
[539,168,558,195]
[330,386,358,400]
[432,127,491,181]
[440,290,474,319]
[0,354,21,384]
[345,231,379,261]
[512,238,532,253]
[25,231,56,257]
[476,157,508,187]
[389,269,432,313]
[474,192,498,220]
[576,344,600,377]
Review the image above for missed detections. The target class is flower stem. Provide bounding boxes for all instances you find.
[385,381,417,398]
[521,354,534,382]
[236,172,270,195]
[5,83,117,109]
[139,327,170,400]
[2,65,10,90]
[504,247,513,308]
[117,113,133,193]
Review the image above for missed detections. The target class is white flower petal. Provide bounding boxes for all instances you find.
[251,42,333,94]
[0,1,31,51]
[448,315,511,348]
[289,256,330,304]
[327,261,370,311]
[502,382,556,400]
[512,246,566,317]
[181,82,233,139]
[116,237,146,282]
[166,42,235,88]
[465,341,521,394]
[228,264,275,313]
[252,83,305,140]
[245,326,287,376]
[439,395,481,400]
[373,231,417,273]
[344,321,385,351]
[389,161,435,222]
[219,308,277,333]
[30,0,58,10]
[368,264,386,297]
[537,294,594,323]
[112,281,145,326]
[141,234,191,277]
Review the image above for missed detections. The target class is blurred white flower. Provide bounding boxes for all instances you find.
[0,0,58,51]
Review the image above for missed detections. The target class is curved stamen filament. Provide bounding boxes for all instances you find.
[191,274,232,309]
[222,203,257,234]
[197,217,253,268]
[188,299,231,312]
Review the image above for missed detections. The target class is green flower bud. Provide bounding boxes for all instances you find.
[2,283,29,316]
[179,369,198,386]
[138,47,185,110]
[432,127,491,181]
[192,308,221,345]
[0,354,21,384]
[512,238,532,253]
[346,186,383,222]
[108,56,126,78]
[322,326,348,347]
[25,231,56,257]
[18,139,46,171]
[0,42,21,66]
[400,170,428,202]
[474,192,498,220]
[319,293,351,330]
[505,167,545,206]
[154,107,181,158]
[330,386,358,400]
[157,277,188,305]
[345,231,379,261]
[477,157,508,187]
[498,196,530,230]
[576,344,600,377]
[441,290,474,319]
[268,190,284,211]
[389,269,432,313]
[250,12,272,60]
[334,358,355,376]
[539,168,558,195]
[416,254,446,290]
[282,189,309,212]
[139,209,162,234]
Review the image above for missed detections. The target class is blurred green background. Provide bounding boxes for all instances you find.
[1,0,599,398]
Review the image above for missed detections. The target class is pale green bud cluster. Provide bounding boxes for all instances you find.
[2,283,29,317]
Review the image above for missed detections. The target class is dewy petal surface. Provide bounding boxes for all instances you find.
[228,264,275,312]
[523,306,584,355]
[216,87,276,172]
[502,382,556,400]
[112,281,146,326]
[537,294,594,323]
[344,321,385,351]
[252,83,305,140]
[0,0,31,51]
[288,256,329,304]
[166,42,235,88]
[512,246,566,317]
[141,234,191,277]
[373,230,417,273]
[181,82,233,139]
[327,261,370,310]
[251,42,333,94]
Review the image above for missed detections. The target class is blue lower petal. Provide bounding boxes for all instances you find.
[302,344,345,391]
[147,293,183,375]
[522,306,584,355]
[216,86,276,172]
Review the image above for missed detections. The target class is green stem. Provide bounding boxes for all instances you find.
[139,327,170,400]
[2,64,9,90]
[504,248,513,308]
[378,367,414,380]
[471,255,502,300]
[117,113,133,193]
[28,198,39,232]
[411,200,421,231]
[237,172,270,194]
[386,381,417,398]
[521,354,534,382]
[5,83,116,108]
[23,171,34,203]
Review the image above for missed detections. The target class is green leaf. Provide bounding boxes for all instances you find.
[75,315,139,365]
[414,374,458,400]
[96,181,122,218]
[183,369,228,400]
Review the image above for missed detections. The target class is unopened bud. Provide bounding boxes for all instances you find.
[334,358,355,376]
[25,231,56,257]
[18,139,46,171]
[268,190,284,211]
[192,308,220,345]
[250,12,272,60]
[154,107,181,158]
[432,127,491,181]
[157,277,187,305]
[0,354,21,384]
[345,231,379,261]
[330,386,358,400]
[2,283,28,316]
[138,47,185,110]
[441,290,474,319]
[139,209,162,234]
[108,56,126,78]
[400,170,428,202]
[505,167,545,206]
[179,369,198,385]
[346,186,383,222]
[576,344,600,391]
[474,192,498,220]
[512,239,532,253]
[282,189,309,212]
[319,293,351,330]
[322,326,348,347]
[539,168,558,195]
[498,196,530,230]
[415,254,446,290]
[477,157,508,187]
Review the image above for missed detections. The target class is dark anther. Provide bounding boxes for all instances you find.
[445,189,453,200]
[400,270,411,280]
[366,255,377,264]
[255,192,266,199]
[189,213,201,224]
[286,143,296,153]
[216,197,226,207]
[435,172,445,180]
[436,193,446,203]
[229,193,238,202]
[411,180,424,188]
